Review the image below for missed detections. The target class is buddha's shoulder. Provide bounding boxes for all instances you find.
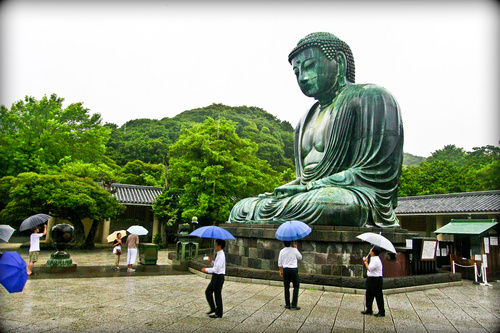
[344,83,395,97]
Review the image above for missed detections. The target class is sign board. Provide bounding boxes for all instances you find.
[490,236,498,246]
[421,240,437,261]
[484,237,490,254]
[406,239,413,249]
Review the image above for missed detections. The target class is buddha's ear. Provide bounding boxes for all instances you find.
[335,51,347,82]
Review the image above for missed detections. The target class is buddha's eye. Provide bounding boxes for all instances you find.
[303,59,316,69]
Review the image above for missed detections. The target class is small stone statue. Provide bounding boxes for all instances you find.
[228,32,403,227]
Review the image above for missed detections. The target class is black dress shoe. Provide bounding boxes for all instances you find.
[374,313,385,317]
[285,305,291,309]
[290,306,301,310]
[361,310,373,315]
[206,310,215,314]
[209,314,221,318]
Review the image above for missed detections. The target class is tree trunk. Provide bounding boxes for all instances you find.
[70,217,86,248]
[82,219,99,250]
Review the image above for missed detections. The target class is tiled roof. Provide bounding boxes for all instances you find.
[108,183,163,206]
[395,190,500,215]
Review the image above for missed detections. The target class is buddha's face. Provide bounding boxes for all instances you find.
[291,46,339,100]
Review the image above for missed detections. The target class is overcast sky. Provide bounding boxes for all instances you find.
[1,0,499,157]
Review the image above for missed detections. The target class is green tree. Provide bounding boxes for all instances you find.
[57,159,119,181]
[398,143,500,196]
[105,104,295,172]
[0,172,125,249]
[426,144,467,167]
[0,94,111,177]
[167,117,281,224]
[115,160,165,186]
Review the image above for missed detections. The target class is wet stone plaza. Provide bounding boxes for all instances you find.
[1,248,499,332]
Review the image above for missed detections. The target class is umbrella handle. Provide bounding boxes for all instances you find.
[366,245,375,260]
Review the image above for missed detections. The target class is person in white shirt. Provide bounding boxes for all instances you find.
[202,239,226,318]
[361,246,385,317]
[278,240,302,310]
[27,224,47,276]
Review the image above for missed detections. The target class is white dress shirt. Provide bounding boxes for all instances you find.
[278,247,302,268]
[367,256,383,277]
[205,250,226,275]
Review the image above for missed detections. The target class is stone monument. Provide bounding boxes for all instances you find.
[45,223,77,272]
[229,32,403,228]
[224,32,413,278]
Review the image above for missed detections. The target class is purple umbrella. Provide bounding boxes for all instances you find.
[0,252,28,293]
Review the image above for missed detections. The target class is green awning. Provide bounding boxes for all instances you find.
[434,219,498,235]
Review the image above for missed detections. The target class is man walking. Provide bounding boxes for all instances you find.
[278,240,302,310]
[361,246,385,317]
[202,239,226,318]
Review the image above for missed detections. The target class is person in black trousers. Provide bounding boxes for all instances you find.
[278,240,303,310]
[202,239,226,318]
[361,246,385,317]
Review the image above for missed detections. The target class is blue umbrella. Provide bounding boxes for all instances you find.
[275,220,312,241]
[0,252,28,293]
[190,226,236,240]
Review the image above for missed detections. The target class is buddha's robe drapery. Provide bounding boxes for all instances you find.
[228,84,403,227]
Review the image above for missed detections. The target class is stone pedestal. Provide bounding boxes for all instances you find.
[222,224,418,278]
[46,251,73,267]
[139,243,159,265]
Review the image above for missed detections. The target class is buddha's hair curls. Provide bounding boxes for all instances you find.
[288,32,355,83]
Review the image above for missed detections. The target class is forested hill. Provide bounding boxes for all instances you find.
[106,103,425,170]
[106,104,295,172]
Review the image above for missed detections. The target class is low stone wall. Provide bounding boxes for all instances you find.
[189,259,461,290]
[220,224,418,278]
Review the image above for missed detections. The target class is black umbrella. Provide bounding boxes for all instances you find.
[19,214,51,231]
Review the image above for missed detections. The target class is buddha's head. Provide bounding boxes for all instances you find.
[289,32,355,103]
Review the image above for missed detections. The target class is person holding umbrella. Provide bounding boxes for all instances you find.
[201,239,226,319]
[112,233,123,270]
[126,232,139,272]
[278,240,302,310]
[361,246,385,317]
[27,224,47,276]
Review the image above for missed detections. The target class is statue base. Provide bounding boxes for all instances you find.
[45,251,73,267]
[221,224,419,278]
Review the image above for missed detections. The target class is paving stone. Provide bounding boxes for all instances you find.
[1,248,499,333]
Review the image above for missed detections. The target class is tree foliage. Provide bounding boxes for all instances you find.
[106,104,295,172]
[0,94,111,177]
[398,144,500,196]
[164,117,282,225]
[0,173,125,248]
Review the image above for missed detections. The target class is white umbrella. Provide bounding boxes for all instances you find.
[107,230,127,243]
[0,225,15,243]
[356,232,397,255]
[127,225,148,236]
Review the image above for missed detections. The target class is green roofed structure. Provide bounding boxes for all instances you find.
[434,219,498,235]
[434,219,499,280]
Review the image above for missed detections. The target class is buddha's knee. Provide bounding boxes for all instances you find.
[314,188,370,227]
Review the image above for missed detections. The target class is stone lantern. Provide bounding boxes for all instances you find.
[46,223,75,267]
